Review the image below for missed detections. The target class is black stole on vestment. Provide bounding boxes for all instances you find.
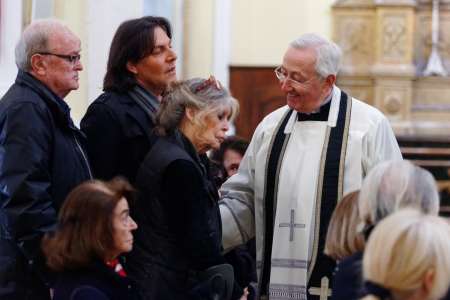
[259,92,351,298]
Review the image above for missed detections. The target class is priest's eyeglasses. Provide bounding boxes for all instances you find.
[38,52,81,64]
[274,66,304,86]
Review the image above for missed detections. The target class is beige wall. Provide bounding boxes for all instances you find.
[54,0,88,124]
[230,0,335,66]
[182,0,215,79]
[182,0,335,79]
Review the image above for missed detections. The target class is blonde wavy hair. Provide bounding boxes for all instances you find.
[362,209,450,300]
[155,78,239,145]
[324,190,365,261]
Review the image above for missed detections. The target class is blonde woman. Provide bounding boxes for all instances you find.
[362,209,450,300]
[331,160,440,300]
[127,77,246,300]
[324,191,365,299]
[324,190,365,261]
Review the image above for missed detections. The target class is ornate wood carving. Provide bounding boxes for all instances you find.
[381,14,407,60]
[333,11,375,75]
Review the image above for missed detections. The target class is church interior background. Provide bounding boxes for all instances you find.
[1,0,450,212]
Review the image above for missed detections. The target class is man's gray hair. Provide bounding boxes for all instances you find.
[358,160,440,227]
[290,33,342,78]
[15,19,70,71]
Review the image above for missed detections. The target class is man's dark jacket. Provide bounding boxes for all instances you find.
[0,70,92,299]
[80,89,156,183]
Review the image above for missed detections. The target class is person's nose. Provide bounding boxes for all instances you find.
[74,60,83,71]
[223,120,230,132]
[129,217,138,230]
[167,48,177,62]
[280,79,292,92]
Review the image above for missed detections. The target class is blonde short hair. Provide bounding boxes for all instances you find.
[362,209,450,300]
[324,191,365,261]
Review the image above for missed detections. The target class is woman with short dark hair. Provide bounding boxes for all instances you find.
[127,77,246,299]
[81,16,177,183]
[42,178,141,300]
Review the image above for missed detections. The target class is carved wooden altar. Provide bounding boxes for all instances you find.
[333,0,450,210]
[333,0,450,137]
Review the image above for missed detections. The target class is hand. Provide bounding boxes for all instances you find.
[239,287,249,300]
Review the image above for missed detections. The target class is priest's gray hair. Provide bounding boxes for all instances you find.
[15,19,70,71]
[290,33,342,79]
[155,78,239,136]
[358,160,440,228]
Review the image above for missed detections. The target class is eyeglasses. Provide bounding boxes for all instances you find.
[274,66,316,87]
[38,52,81,64]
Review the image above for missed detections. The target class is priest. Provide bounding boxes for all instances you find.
[219,33,402,300]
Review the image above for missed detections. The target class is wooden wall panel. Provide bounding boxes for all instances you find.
[229,66,285,140]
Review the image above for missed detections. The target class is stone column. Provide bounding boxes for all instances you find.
[372,0,416,125]
[182,0,214,79]
[333,0,377,105]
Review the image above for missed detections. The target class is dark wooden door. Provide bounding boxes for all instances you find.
[229,66,286,140]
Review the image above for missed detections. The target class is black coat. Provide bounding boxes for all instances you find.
[80,90,156,183]
[331,251,364,300]
[127,131,232,299]
[52,260,143,300]
[0,71,92,299]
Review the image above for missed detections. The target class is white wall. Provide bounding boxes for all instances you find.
[85,0,144,104]
[0,0,22,97]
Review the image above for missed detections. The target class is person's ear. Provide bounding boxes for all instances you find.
[422,269,435,295]
[30,54,47,76]
[325,74,336,88]
[185,107,197,122]
[126,61,138,75]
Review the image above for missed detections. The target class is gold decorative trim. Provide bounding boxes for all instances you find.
[338,97,353,200]
[308,125,331,281]
[308,96,352,281]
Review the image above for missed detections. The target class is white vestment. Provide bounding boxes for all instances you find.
[219,86,402,299]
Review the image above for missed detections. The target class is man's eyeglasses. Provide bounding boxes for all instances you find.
[274,66,305,86]
[38,52,81,64]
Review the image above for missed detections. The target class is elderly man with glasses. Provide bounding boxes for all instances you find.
[0,19,91,299]
[219,33,402,300]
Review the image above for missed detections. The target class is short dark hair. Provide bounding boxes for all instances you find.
[42,177,134,271]
[210,136,249,164]
[103,16,172,93]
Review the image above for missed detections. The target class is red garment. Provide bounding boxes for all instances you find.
[105,259,127,277]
